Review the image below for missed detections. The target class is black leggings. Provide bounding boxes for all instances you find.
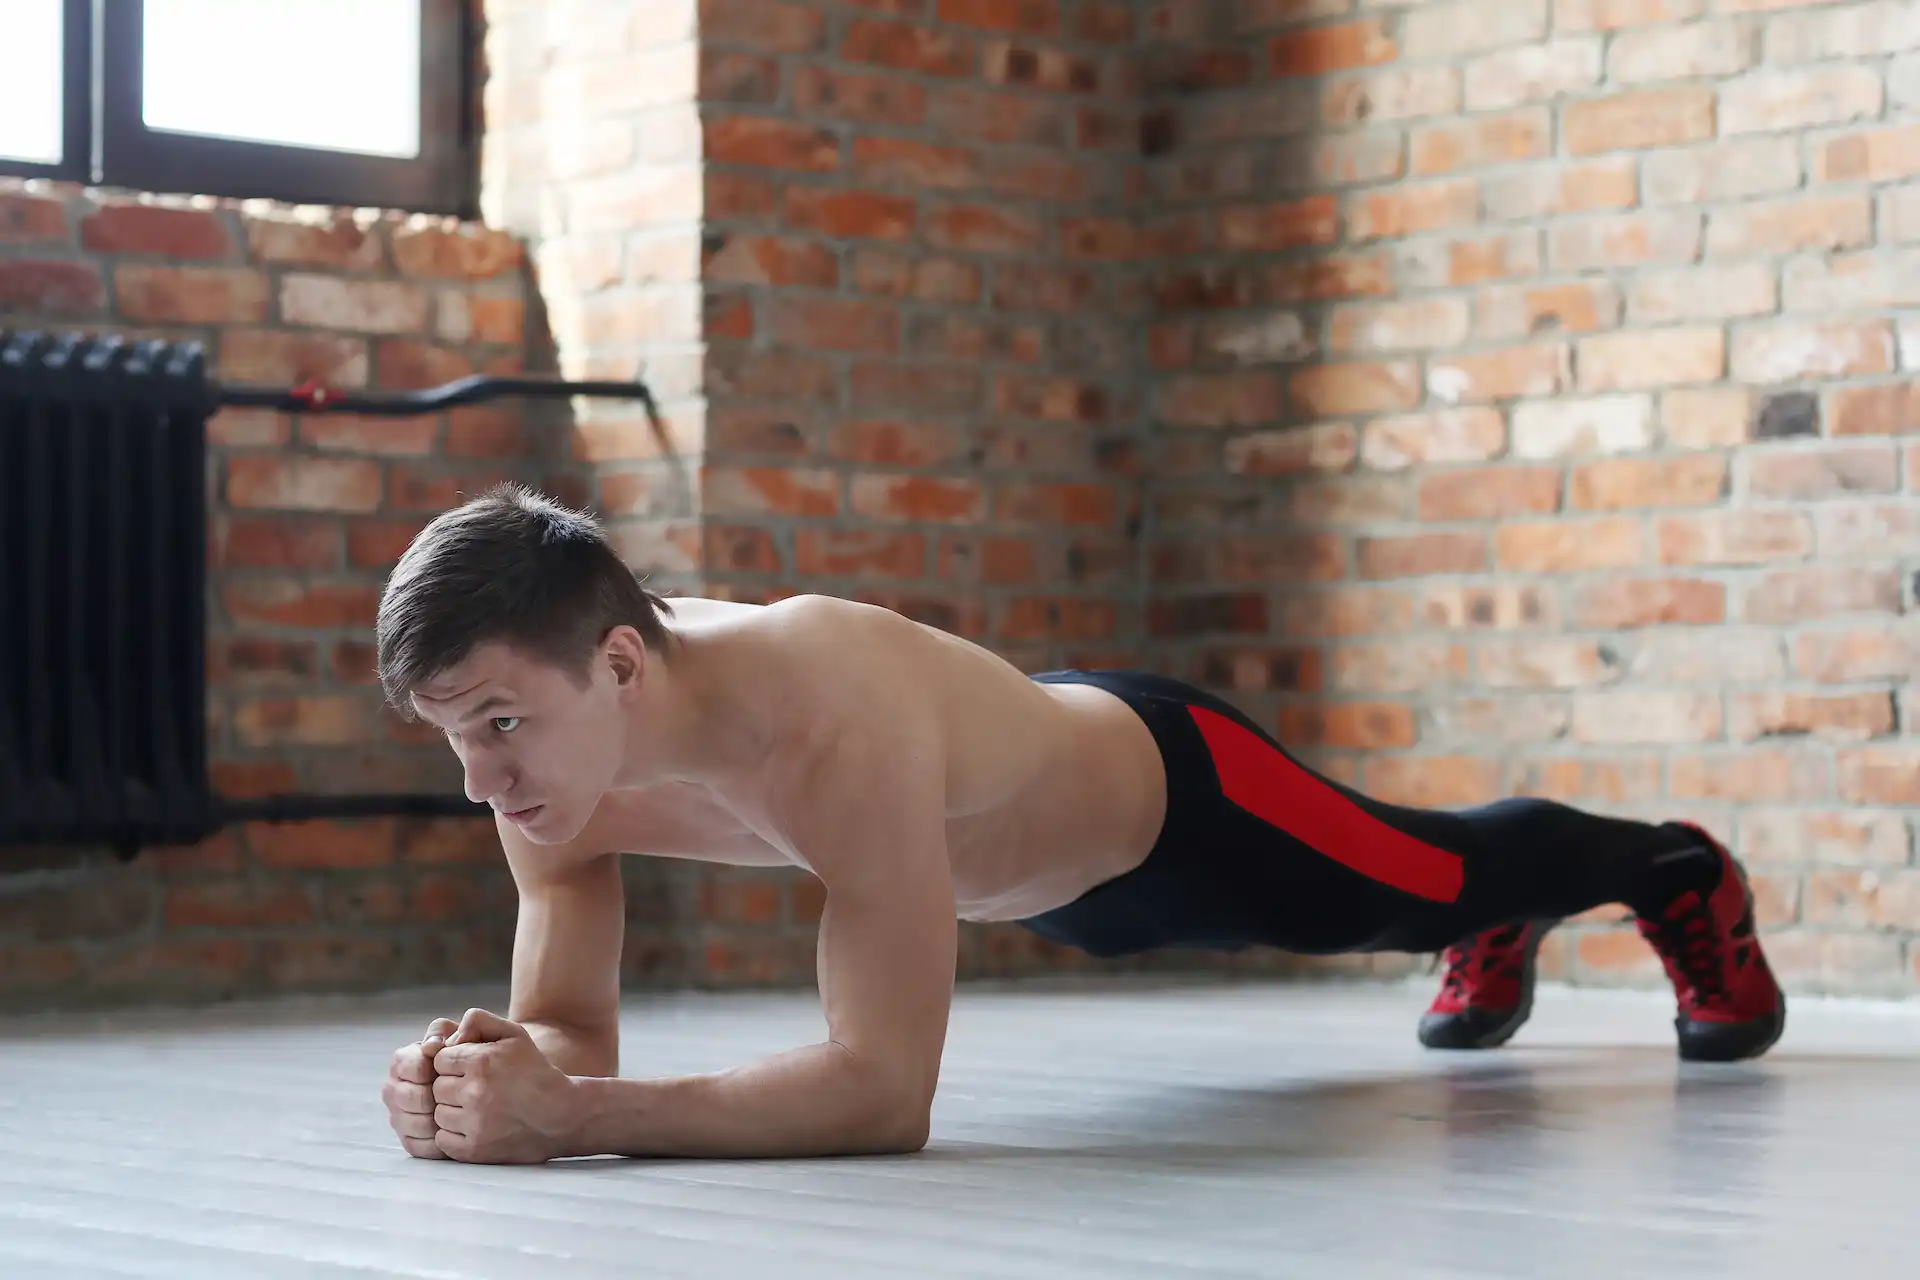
[1017,670,1719,959]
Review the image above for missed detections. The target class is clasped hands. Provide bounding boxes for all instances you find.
[382,1009,582,1164]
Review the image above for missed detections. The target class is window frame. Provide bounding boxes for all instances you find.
[2,0,476,218]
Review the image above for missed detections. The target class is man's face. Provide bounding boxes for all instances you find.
[408,639,629,845]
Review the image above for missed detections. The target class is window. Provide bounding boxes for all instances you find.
[1,0,474,216]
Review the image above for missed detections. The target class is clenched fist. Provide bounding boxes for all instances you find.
[383,1017,459,1160]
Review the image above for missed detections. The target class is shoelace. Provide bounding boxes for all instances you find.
[1436,924,1528,998]
[1642,896,1731,1007]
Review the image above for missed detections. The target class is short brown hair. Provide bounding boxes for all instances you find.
[376,483,674,715]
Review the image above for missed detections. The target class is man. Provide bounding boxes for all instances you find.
[378,486,1785,1165]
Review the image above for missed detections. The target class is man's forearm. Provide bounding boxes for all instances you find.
[561,1041,929,1160]
[521,1018,618,1078]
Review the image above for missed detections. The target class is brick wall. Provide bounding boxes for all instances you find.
[1140,0,1918,995]
[6,0,1917,1012]
[0,183,539,1010]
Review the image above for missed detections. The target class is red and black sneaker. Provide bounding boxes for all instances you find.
[1634,824,1786,1062]
[1417,919,1552,1051]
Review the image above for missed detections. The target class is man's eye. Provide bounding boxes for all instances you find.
[492,717,521,733]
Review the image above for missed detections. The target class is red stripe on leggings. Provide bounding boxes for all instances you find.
[1186,705,1465,904]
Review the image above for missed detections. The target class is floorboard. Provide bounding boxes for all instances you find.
[3,978,1917,1279]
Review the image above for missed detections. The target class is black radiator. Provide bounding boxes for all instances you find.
[0,328,659,856]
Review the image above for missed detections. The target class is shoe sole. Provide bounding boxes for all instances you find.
[1417,921,1550,1052]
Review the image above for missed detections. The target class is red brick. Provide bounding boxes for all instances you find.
[792,65,930,124]
[227,457,383,513]
[1570,455,1726,509]
[439,295,527,347]
[1419,583,1557,631]
[245,210,384,271]
[1347,179,1479,240]
[1330,297,1470,354]
[794,529,928,578]
[1223,423,1358,476]
[1816,125,1920,184]
[1363,756,1502,808]
[1411,109,1551,176]
[701,0,826,49]
[1418,465,1562,520]
[848,361,981,415]
[1477,280,1619,340]
[912,314,1044,363]
[1276,702,1418,750]
[1549,211,1701,272]
[206,409,292,448]
[992,481,1118,526]
[219,329,370,388]
[1464,39,1602,110]
[706,171,779,222]
[983,42,1104,92]
[991,264,1100,312]
[1838,747,1920,805]
[390,223,522,280]
[1731,692,1895,744]
[1663,388,1754,448]
[852,474,988,523]
[446,407,533,459]
[1481,638,1625,689]
[1429,344,1568,401]
[111,264,269,324]
[1510,754,1663,804]
[299,415,439,457]
[707,116,840,172]
[1216,196,1339,253]
[998,596,1117,642]
[1795,624,1918,683]
[332,640,378,684]
[1331,641,1470,694]
[1485,158,1640,221]
[1192,646,1322,693]
[1732,320,1893,385]
[0,259,102,314]
[1439,230,1542,286]
[1657,511,1813,565]
[0,191,69,243]
[852,138,978,194]
[210,637,320,686]
[829,420,968,468]
[1572,692,1721,744]
[1358,531,1487,578]
[707,525,783,574]
[1322,67,1461,126]
[283,274,434,334]
[207,761,301,800]
[80,202,233,259]
[1259,254,1394,304]
[1497,517,1644,571]
[1827,382,1920,437]
[704,467,841,517]
[784,188,917,240]
[1707,193,1873,257]
[771,296,900,354]
[1815,504,1920,557]
[1577,329,1723,391]
[923,204,1046,254]
[1745,444,1898,499]
[1359,409,1506,469]
[1565,88,1714,156]
[842,18,972,75]
[1574,577,1724,628]
[1269,19,1397,77]
[1628,264,1776,324]
[234,695,376,747]
[216,517,343,570]
[853,250,980,303]
[936,534,1038,585]
[703,49,782,104]
[164,883,315,930]
[938,0,1060,33]
[1158,372,1285,429]
[1290,360,1422,416]
[1743,567,1903,624]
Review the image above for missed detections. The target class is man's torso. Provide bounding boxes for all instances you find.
[566,595,1169,922]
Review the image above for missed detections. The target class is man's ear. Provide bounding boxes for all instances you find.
[602,625,648,689]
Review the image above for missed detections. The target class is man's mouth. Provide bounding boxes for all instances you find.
[502,804,543,823]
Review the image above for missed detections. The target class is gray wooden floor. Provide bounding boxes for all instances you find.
[3,978,1918,1279]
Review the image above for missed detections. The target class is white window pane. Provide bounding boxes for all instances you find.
[143,1,422,159]
[0,0,66,165]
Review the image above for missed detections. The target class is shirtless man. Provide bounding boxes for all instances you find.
[378,485,1787,1165]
